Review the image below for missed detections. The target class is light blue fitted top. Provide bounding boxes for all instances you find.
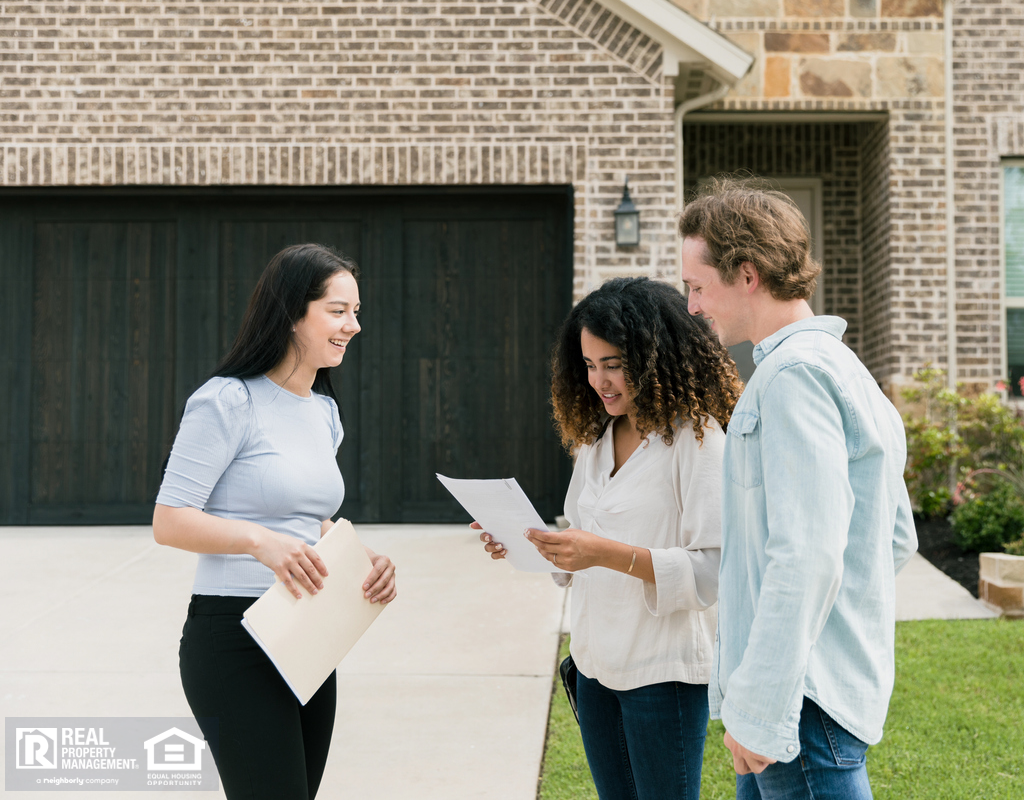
[156,375,346,597]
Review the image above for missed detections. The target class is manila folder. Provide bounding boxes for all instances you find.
[241,518,385,705]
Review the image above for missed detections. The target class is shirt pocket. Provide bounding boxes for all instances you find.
[726,411,763,488]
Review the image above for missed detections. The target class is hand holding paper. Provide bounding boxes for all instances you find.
[436,474,557,573]
[242,519,388,705]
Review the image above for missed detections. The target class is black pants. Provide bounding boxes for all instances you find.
[179,595,337,800]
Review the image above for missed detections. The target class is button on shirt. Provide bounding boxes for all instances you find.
[710,316,918,762]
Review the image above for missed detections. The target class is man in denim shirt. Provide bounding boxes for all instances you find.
[679,179,918,799]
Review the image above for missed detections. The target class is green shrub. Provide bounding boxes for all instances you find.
[950,482,1024,553]
[902,366,1024,516]
[1004,536,1024,557]
[918,487,953,518]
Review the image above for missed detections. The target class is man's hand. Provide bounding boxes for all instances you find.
[724,731,777,775]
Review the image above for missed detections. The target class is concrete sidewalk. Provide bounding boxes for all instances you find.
[0,527,996,799]
[895,553,997,621]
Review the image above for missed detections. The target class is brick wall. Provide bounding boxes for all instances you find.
[0,0,682,295]
[859,115,893,381]
[671,0,944,110]
[952,0,1024,388]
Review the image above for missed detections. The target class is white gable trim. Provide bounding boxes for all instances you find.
[597,0,753,82]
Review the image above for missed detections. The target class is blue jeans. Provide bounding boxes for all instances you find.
[736,697,872,800]
[576,671,708,800]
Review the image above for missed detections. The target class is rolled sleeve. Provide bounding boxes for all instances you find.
[721,366,853,762]
[643,424,723,617]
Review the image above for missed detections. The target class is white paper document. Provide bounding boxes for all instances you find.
[242,518,386,705]
[436,474,556,573]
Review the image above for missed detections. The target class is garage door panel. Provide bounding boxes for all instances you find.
[396,205,570,521]
[339,203,401,523]
[0,211,33,523]
[30,218,177,516]
[8,191,571,525]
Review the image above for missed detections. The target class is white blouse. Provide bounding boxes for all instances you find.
[562,417,724,690]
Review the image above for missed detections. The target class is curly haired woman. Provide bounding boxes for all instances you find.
[478,276,742,800]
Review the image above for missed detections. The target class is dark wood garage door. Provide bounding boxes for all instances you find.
[0,189,573,525]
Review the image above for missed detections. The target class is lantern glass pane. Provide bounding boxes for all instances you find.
[615,212,640,246]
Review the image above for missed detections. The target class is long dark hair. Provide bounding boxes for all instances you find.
[215,243,360,405]
[550,277,742,450]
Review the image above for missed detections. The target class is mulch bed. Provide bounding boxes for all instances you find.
[914,514,980,598]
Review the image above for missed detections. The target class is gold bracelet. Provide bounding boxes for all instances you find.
[626,548,636,574]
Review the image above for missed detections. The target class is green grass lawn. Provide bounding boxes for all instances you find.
[538,619,1024,800]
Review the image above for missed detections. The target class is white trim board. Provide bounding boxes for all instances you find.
[597,0,754,82]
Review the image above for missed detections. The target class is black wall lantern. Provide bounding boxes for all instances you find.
[614,177,641,246]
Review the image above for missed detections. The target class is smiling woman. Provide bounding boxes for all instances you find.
[151,243,395,800]
[479,277,744,800]
[267,269,362,396]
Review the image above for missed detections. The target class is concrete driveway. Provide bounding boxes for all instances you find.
[1,525,565,800]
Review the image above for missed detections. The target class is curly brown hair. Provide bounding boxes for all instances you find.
[550,277,743,451]
[678,176,821,301]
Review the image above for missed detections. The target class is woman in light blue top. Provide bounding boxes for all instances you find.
[153,244,396,800]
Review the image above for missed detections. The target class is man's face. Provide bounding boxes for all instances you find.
[680,236,752,347]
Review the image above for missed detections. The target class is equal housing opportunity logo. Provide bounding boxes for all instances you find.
[5,718,218,792]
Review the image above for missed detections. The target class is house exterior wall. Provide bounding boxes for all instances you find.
[951,0,1024,389]
[672,0,947,393]
[3,0,1022,393]
[674,0,1024,395]
[859,114,894,381]
[0,0,681,296]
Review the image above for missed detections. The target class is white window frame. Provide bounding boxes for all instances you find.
[1001,158,1024,396]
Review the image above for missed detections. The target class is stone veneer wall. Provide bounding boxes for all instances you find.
[0,0,682,298]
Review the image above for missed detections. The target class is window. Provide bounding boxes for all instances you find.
[1003,162,1024,396]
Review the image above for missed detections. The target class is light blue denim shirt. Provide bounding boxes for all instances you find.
[710,316,917,763]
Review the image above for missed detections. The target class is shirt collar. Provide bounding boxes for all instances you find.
[752,315,847,366]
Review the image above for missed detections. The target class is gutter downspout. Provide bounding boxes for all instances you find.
[944,0,957,391]
[675,76,730,214]
[944,0,958,499]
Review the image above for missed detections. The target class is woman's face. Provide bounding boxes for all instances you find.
[580,327,634,418]
[292,271,361,371]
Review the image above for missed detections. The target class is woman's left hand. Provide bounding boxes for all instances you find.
[362,548,397,604]
[525,528,602,572]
